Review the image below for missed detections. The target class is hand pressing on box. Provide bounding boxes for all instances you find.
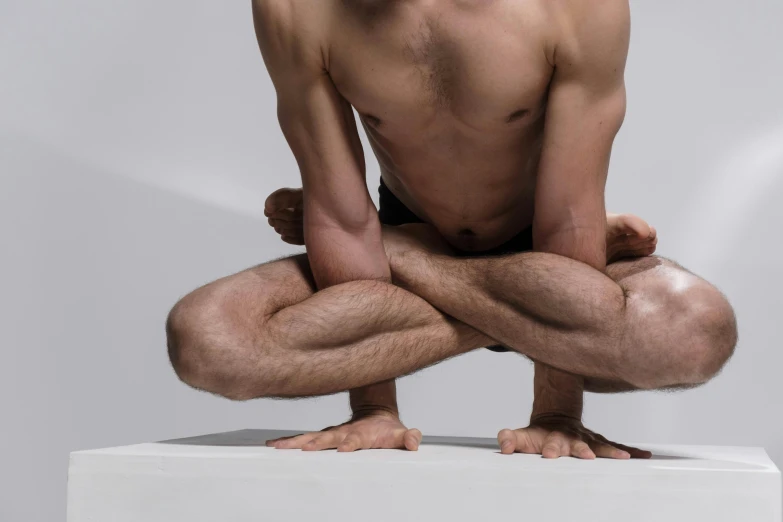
[266,409,422,452]
[498,413,652,459]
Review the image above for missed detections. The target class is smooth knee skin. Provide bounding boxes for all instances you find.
[166,254,490,400]
[605,256,737,389]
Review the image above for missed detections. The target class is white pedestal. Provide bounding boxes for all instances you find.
[67,429,782,522]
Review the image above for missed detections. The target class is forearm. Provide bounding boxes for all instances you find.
[389,248,626,380]
[531,363,584,420]
[350,379,399,416]
[305,214,391,289]
[304,212,401,412]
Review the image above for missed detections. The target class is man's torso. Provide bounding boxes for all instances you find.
[311,0,582,251]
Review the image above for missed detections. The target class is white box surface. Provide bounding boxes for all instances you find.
[67,429,782,521]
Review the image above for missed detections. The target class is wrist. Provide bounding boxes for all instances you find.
[349,380,399,417]
[531,363,584,421]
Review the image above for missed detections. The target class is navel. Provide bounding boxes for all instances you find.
[506,109,530,123]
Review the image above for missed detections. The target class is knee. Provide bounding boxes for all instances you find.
[618,259,738,390]
[166,292,211,388]
[648,274,737,388]
[166,288,271,401]
[678,283,738,385]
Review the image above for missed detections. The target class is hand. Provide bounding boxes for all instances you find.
[265,409,422,452]
[264,187,304,245]
[497,413,652,460]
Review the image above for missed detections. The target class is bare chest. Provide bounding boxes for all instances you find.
[326,0,556,248]
[329,0,555,134]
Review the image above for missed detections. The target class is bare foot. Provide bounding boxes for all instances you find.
[605,212,658,264]
[263,188,658,264]
[264,187,304,245]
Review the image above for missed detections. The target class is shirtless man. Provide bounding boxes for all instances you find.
[165,0,737,459]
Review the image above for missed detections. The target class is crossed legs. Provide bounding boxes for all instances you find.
[166,224,737,400]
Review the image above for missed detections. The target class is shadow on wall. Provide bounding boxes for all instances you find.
[675,124,783,273]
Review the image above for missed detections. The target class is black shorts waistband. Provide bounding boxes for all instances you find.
[377,177,533,256]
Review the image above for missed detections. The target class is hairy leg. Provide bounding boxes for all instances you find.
[168,224,735,400]
[390,239,737,390]
[167,254,492,399]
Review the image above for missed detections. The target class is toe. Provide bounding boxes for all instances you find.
[610,213,652,239]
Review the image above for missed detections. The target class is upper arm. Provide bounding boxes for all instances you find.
[252,0,388,287]
[533,0,630,267]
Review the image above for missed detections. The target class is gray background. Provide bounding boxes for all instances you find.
[1,1,782,520]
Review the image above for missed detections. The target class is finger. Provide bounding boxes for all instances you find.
[337,432,364,453]
[281,235,305,245]
[403,428,422,451]
[302,432,341,451]
[590,441,631,459]
[264,188,303,216]
[592,434,652,459]
[570,440,596,460]
[497,429,519,454]
[266,435,296,447]
[542,432,568,459]
[513,428,543,454]
[273,433,318,449]
[608,442,652,459]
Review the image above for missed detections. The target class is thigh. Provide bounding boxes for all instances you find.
[186,254,318,321]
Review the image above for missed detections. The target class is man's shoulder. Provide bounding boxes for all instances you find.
[252,0,318,21]
[252,0,335,40]
[552,0,629,21]
[560,0,629,39]
[548,0,630,66]
[252,0,334,68]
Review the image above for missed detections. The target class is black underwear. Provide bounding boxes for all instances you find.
[377,178,534,352]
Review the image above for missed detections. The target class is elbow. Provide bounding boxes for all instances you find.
[306,198,379,234]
